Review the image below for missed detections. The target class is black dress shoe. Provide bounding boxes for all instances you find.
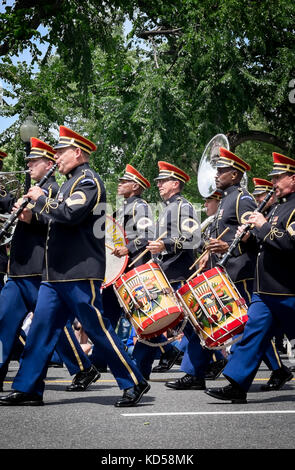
[205,359,228,380]
[260,366,293,391]
[165,374,205,390]
[152,346,182,372]
[205,384,247,404]
[115,380,150,407]
[66,365,101,391]
[0,391,44,406]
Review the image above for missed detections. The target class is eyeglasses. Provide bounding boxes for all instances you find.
[157,178,175,185]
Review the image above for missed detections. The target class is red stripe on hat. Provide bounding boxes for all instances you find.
[0,151,8,159]
[252,178,273,188]
[30,138,56,155]
[59,126,97,152]
[219,147,251,172]
[157,161,190,182]
[272,152,295,167]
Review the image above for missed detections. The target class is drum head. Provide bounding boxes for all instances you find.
[103,215,128,288]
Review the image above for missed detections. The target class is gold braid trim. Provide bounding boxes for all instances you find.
[69,171,101,210]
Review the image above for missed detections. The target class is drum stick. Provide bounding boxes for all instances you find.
[187,227,230,277]
[106,244,114,251]
[128,231,168,268]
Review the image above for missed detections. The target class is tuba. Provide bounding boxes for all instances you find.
[197,133,247,199]
[0,170,29,245]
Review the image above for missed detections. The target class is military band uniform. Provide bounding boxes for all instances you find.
[0,140,93,390]
[206,152,295,403]
[0,240,8,289]
[174,182,258,385]
[212,182,283,373]
[193,191,227,375]
[132,162,201,380]
[1,127,148,407]
[165,148,283,391]
[0,151,11,288]
[91,165,155,371]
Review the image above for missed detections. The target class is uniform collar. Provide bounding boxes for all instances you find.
[66,162,90,179]
[223,184,240,197]
[123,195,140,205]
[164,192,182,205]
[279,191,295,204]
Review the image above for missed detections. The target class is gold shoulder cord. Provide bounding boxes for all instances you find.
[132,200,138,222]
[235,191,242,223]
[286,208,295,230]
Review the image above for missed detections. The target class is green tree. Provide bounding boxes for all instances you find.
[1,0,294,204]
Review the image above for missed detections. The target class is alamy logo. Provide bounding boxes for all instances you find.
[289,79,295,104]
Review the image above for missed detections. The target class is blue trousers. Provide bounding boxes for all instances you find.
[132,282,199,378]
[91,286,124,369]
[0,277,91,384]
[176,279,282,378]
[13,280,144,396]
[93,285,172,375]
[224,293,295,391]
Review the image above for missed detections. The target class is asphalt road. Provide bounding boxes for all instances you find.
[1,356,295,457]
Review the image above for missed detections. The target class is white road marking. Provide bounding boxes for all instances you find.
[122,410,295,417]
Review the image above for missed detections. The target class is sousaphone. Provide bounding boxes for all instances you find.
[197,133,247,198]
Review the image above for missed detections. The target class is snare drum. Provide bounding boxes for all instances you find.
[114,262,184,339]
[177,266,248,349]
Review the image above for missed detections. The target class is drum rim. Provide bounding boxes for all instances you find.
[135,311,184,340]
[114,261,161,287]
[103,214,129,288]
[203,316,248,348]
[178,266,222,294]
[102,255,128,288]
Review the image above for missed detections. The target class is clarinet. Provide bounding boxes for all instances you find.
[0,162,58,242]
[217,189,275,268]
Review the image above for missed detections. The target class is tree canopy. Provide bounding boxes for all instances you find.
[0,0,294,203]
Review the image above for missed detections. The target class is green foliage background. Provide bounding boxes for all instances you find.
[0,0,294,207]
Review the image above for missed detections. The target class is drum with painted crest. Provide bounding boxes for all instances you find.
[114,261,184,340]
[177,266,248,349]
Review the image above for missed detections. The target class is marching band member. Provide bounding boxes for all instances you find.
[112,164,154,265]
[0,139,98,393]
[205,152,295,403]
[252,177,287,358]
[0,151,10,289]
[198,190,229,380]
[132,161,201,382]
[252,177,277,212]
[165,148,288,390]
[0,127,149,407]
[89,164,158,373]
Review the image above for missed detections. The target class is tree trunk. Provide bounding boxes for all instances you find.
[227,130,290,153]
